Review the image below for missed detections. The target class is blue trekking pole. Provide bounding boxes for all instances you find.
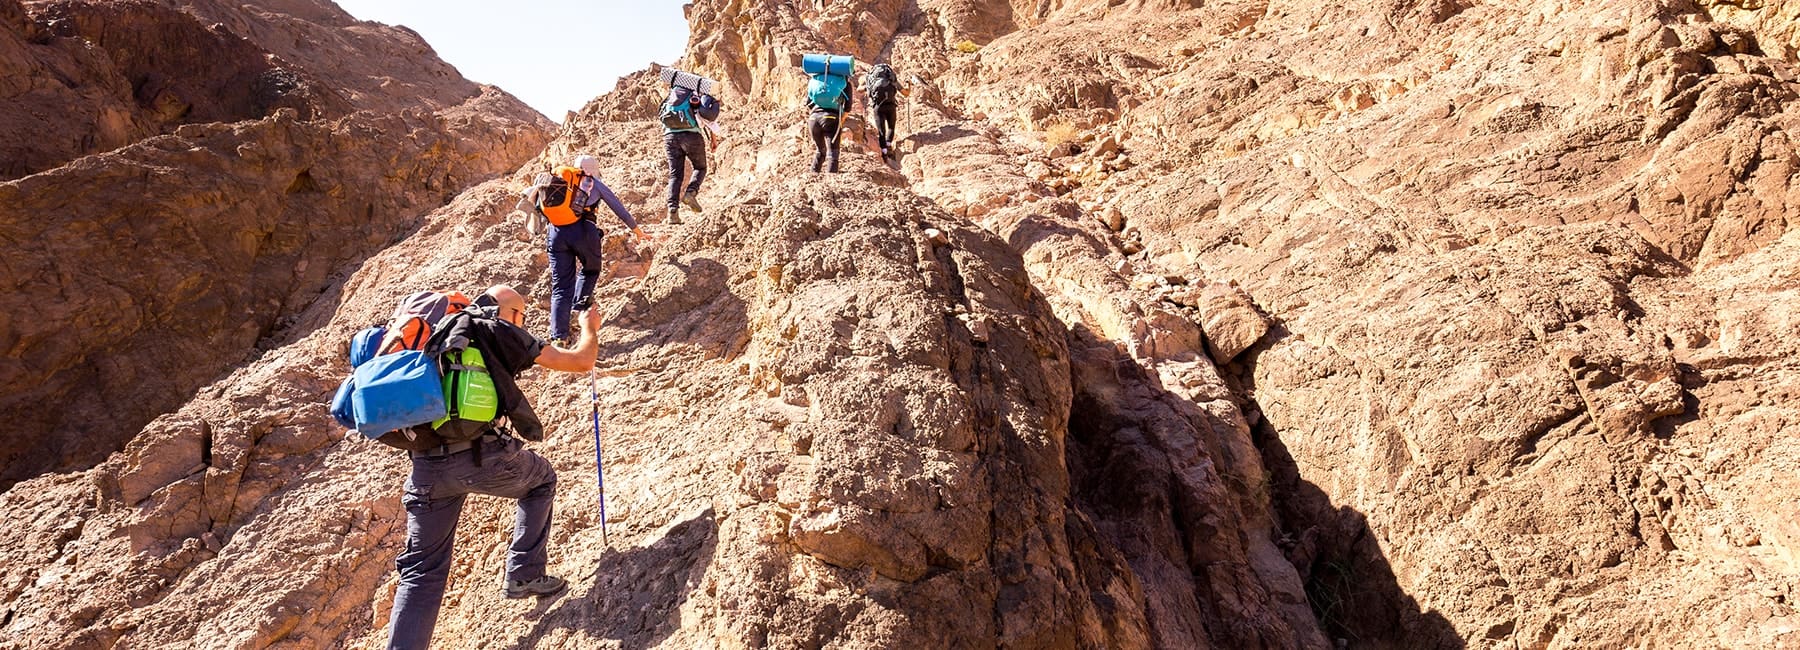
[591,368,608,547]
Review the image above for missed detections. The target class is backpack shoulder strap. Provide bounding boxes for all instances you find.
[424,310,478,356]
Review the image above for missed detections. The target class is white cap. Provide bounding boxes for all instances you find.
[574,154,599,177]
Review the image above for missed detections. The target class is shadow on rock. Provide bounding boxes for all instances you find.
[1064,321,1463,648]
[1254,425,1466,649]
[904,122,980,148]
[1235,327,1465,649]
[507,508,717,649]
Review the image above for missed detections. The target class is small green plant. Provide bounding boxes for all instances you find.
[954,39,981,54]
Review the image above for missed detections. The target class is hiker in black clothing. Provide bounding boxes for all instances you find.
[385,285,601,650]
[808,85,852,173]
[865,63,903,159]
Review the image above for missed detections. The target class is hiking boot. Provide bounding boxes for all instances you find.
[504,574,567,599]
[681,190,702,213]
[573,296,592,311]
[665,207,683,225]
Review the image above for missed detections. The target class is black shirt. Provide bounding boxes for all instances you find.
[445,310,547,439]
[466,316,544,381]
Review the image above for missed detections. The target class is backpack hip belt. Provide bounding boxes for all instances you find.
[409,430,504,459]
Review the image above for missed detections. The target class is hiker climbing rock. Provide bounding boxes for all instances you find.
[536,154,649,346]
[864,63,905,160]
[382,285,606,650]
[803,54,854,173]
[660,72,721,223]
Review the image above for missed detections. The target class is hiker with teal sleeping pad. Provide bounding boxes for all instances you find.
[803,54,854,173]
[348,285,604,650]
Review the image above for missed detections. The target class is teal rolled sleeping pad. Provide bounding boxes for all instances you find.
[802,53,854,77]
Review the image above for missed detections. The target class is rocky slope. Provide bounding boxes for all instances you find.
[5,0,1800,648]
[0,0,552,488]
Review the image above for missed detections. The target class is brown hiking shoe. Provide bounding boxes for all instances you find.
[504,574,567,599]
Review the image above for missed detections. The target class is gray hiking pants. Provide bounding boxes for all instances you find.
[386,434,557,650]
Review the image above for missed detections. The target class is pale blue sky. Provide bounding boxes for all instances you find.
[334,0,689,120]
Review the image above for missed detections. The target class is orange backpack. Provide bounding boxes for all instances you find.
[379,290,472,355]
[535,166,586,227]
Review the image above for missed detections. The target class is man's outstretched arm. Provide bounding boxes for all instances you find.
[535,305,600,372]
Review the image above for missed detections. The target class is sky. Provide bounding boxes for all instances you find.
[333,0,689,121]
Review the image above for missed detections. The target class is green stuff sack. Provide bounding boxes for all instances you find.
[432,346,499,440]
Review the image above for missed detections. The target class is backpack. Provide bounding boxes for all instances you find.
[426,314,500,442]
[328,291,483,449]
[694,93,721,122]
[534,166,584,227]
[660,87,698,131]
[808,73,847,112]
[380,291,471,354]
[866,64,897,106]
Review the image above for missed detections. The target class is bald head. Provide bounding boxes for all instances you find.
[485,285,527,327]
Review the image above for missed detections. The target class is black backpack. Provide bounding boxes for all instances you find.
[866,64,897,106]
[537,173,572,216]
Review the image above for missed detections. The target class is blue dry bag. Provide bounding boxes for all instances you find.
[330,377,357,429]
[330,325,388,431]
[350,350,447,437]
[349,325,385,367]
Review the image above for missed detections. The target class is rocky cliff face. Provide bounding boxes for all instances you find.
[4,0,1800,648]
[0,0,552,489]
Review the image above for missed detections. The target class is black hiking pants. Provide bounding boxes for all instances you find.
[809,112,841,173]
[664,131,707,208]
[873,100,897,152]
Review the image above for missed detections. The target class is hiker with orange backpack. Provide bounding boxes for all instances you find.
[535,154,651,345]
[347,285,606,650]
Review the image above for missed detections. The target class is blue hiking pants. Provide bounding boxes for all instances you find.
[547,218,603,340]
[385,435,558,650]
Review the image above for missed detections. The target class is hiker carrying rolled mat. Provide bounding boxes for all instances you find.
[660,79,722,223]
[373,286,606,650]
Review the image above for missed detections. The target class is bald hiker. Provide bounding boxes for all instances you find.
[383,285,604,650]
